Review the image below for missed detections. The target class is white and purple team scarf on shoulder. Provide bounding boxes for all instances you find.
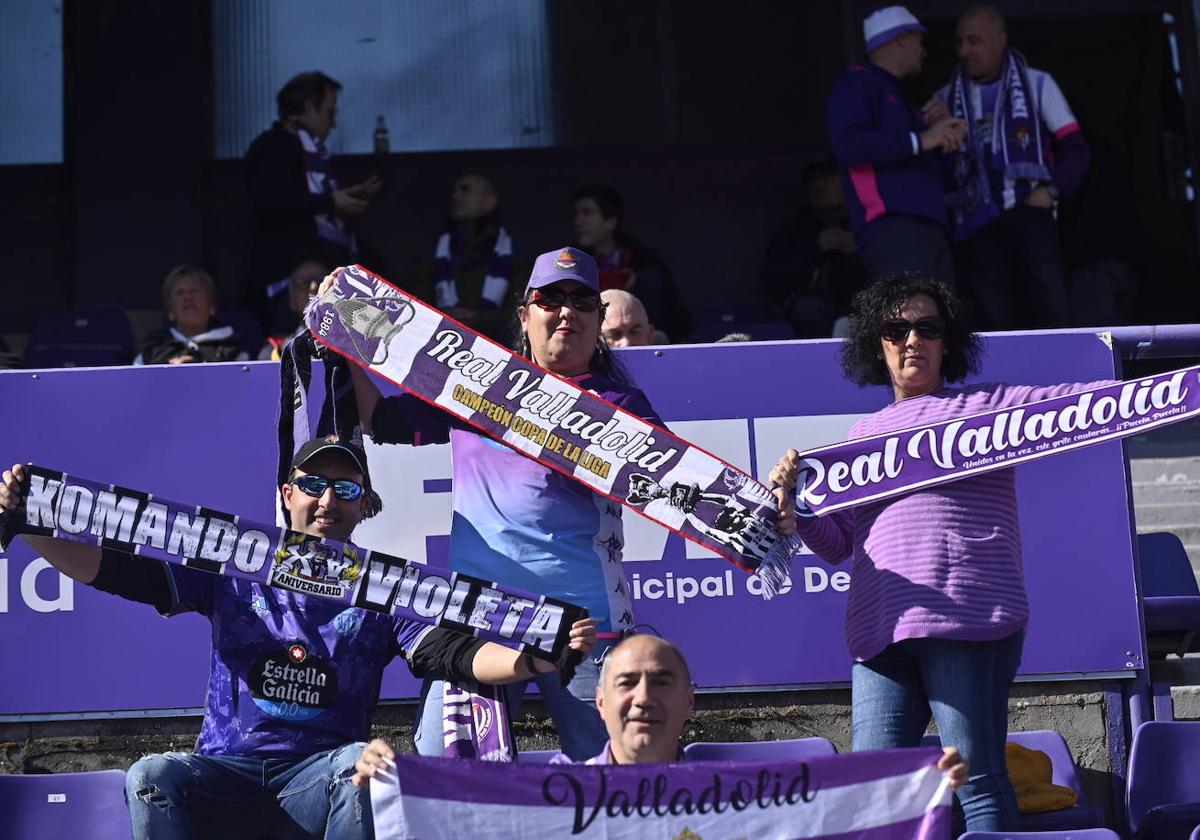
[947,49,1051,233]
[369,747,952,840]
[294,124,355,251]
[308,265,803,596]
[434,226,513,310]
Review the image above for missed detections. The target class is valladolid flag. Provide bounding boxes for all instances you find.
[4,466,585,663]
[794,365,1200,516]
[308,265,801,595]
[370,748,951,840]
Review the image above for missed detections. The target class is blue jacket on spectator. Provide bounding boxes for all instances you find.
[827,63,948,246]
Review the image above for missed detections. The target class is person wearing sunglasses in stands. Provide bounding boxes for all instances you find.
[324,247,664,762]
[0,437,594,839]
[768,273,1112,834]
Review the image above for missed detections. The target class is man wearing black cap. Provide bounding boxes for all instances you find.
[0,439,595,840]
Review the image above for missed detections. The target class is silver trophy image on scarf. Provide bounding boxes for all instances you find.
[332,296,415,365]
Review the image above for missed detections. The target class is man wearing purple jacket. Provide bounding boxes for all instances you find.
[0,439,594,840]
[827,6,965,286]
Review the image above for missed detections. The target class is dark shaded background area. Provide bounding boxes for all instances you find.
[2,0,1198,334]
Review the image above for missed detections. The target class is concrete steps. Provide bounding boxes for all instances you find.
[1127,423,1200,575]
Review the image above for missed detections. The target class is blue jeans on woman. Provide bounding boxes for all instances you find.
[124,742,370,839]
[851,632,1024,833]
[414,637,612,760]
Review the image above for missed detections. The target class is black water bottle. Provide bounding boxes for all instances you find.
[373,116,390,156]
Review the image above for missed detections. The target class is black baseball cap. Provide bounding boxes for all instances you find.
[289,436,382,518]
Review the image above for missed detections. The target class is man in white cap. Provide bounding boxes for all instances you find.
[827,6,964,286]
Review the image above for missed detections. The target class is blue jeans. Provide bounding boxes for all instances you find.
[414,638,612,761]
[125,742,371,840]
[851,632,1024,833]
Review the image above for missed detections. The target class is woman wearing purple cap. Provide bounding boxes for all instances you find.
[322,248,662,761]
[769,273,1111,832]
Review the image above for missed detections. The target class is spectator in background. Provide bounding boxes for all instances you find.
[246,71,380,327]
[761,159,871,337]
[828,6,963,286]
[415,174,522,343]
[260,259,328,360]
[135,265,247,365]
[932,5,1090,329]
[601,289,656,348]
[572,185,692,342]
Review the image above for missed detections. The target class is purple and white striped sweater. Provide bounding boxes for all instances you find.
[798,380,1111,662]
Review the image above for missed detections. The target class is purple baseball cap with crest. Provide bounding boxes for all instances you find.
[524,247,599,294]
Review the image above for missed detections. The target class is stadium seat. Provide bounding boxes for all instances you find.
[682,736,837,762]
[0,769,131,838]
[215,304,265,357]
[22,308,135,368]
[921,730,1104,831]
[516,749,561,764]
[960,830,1121,840]
[1138,532,1200,658]
[1127,721,1200,840]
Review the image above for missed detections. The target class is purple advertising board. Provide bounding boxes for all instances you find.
[0,331,1142,716]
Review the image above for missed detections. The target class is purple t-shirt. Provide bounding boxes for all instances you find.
[165,565,425,759]
[373,372,662,633]
[798,381,1111,662]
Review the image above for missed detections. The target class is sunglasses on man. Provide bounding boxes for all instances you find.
[289,474,366,501]
[529,287,602,313]
[880,316,946,343]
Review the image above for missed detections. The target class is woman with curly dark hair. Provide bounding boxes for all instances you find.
[769,272,1109,833]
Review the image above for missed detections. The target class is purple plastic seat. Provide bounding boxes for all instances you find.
[1127,721,1200,840]
[682,736,837,762]
[921,730,1105,831]
[960,830,1120,840]
[0,770,131,838]
[23,308,135,369]
[1138,532,1200,658]
[516,749,561,764]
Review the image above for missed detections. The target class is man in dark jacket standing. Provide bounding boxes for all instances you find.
[245,71,380,322]
[827,7,964,285]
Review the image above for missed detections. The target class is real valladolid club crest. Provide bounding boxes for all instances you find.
[269,533,362,600]
[331,295,415,365]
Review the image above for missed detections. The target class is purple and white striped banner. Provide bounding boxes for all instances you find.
[10,466,585,662]
[308,265,800,593]
[370,748,951,839]
[795,366,1200,516]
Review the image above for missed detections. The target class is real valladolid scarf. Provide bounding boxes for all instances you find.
[369,747,952,840]
[793,366,1200,516]
[307,265,802,595]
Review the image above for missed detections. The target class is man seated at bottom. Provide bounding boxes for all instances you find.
[0,437,593,839]
[355,633,970,777]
